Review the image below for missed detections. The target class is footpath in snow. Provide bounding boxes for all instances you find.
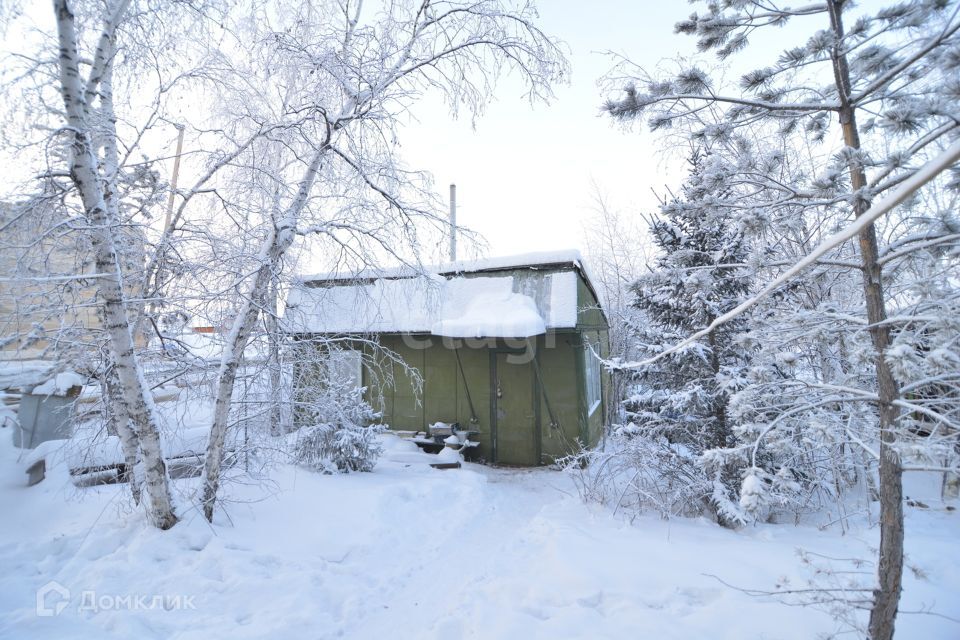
[0,433,957,639]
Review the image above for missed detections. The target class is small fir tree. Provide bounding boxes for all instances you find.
[625,150,754,525]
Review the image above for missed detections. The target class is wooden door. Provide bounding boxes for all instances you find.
[491,351,537,465]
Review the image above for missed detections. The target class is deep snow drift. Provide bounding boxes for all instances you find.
[0,432,957,639]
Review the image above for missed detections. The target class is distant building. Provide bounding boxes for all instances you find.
[0,197,144,385]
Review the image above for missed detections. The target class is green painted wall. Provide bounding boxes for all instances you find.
[574,273,609,453]
[582,328,609,450]
[576,275,608,331]
[367,330,606,465]
[535,331,582,462]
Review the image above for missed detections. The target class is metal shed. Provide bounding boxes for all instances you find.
[285,251,610,466]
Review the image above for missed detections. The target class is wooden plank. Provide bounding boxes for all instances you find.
[69,462,126,477]
[429,461,461,470]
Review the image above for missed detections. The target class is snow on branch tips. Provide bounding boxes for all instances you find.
[616,138,960,371]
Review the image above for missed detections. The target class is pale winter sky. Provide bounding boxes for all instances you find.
[1,1,821,266]
[397,0,823,261]
[398,0,695,260]
[3,0,690,264]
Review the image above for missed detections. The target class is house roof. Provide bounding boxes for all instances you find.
[296,249,591,282]
[284,251,601,338]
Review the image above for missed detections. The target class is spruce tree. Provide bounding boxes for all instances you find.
[626,150,753,524]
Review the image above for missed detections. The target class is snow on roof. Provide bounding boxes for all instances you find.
[441,249,587,275]
[432,276,548,338]
[285,257,582,337]
[0,360,54,392]
[297,249,588,282]
[30,371,85,396]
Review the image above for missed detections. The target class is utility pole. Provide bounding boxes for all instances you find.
[449,183,457,262]
[162,124,185,235]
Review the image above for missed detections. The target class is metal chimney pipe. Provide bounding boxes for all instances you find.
[449,183,457,262]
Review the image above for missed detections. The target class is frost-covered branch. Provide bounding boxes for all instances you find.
[616,139,960,370]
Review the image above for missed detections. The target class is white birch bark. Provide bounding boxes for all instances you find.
[98,35,145,505]
[53,0,177,529]
[201,149,323,521]
[103,364,142,503]
[266,275,283,437]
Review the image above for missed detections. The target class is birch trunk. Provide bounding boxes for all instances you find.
[54,0,177,529]
[201,150,324,522]
[827,3,903,638]
[97,17,144,505]
[104,364,142,503]
[266,276,284,437]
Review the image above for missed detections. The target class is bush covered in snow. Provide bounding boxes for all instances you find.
[293,421,385,473]
[563,422,748,524]
[292,347,386,473]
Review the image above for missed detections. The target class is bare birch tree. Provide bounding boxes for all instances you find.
[4,0,248,527]
[197,0,568,521]
[49,0,180,529]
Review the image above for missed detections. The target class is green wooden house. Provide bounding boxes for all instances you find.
[285,251,609,466]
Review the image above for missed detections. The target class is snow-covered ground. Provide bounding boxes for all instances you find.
[0,432,957,639]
